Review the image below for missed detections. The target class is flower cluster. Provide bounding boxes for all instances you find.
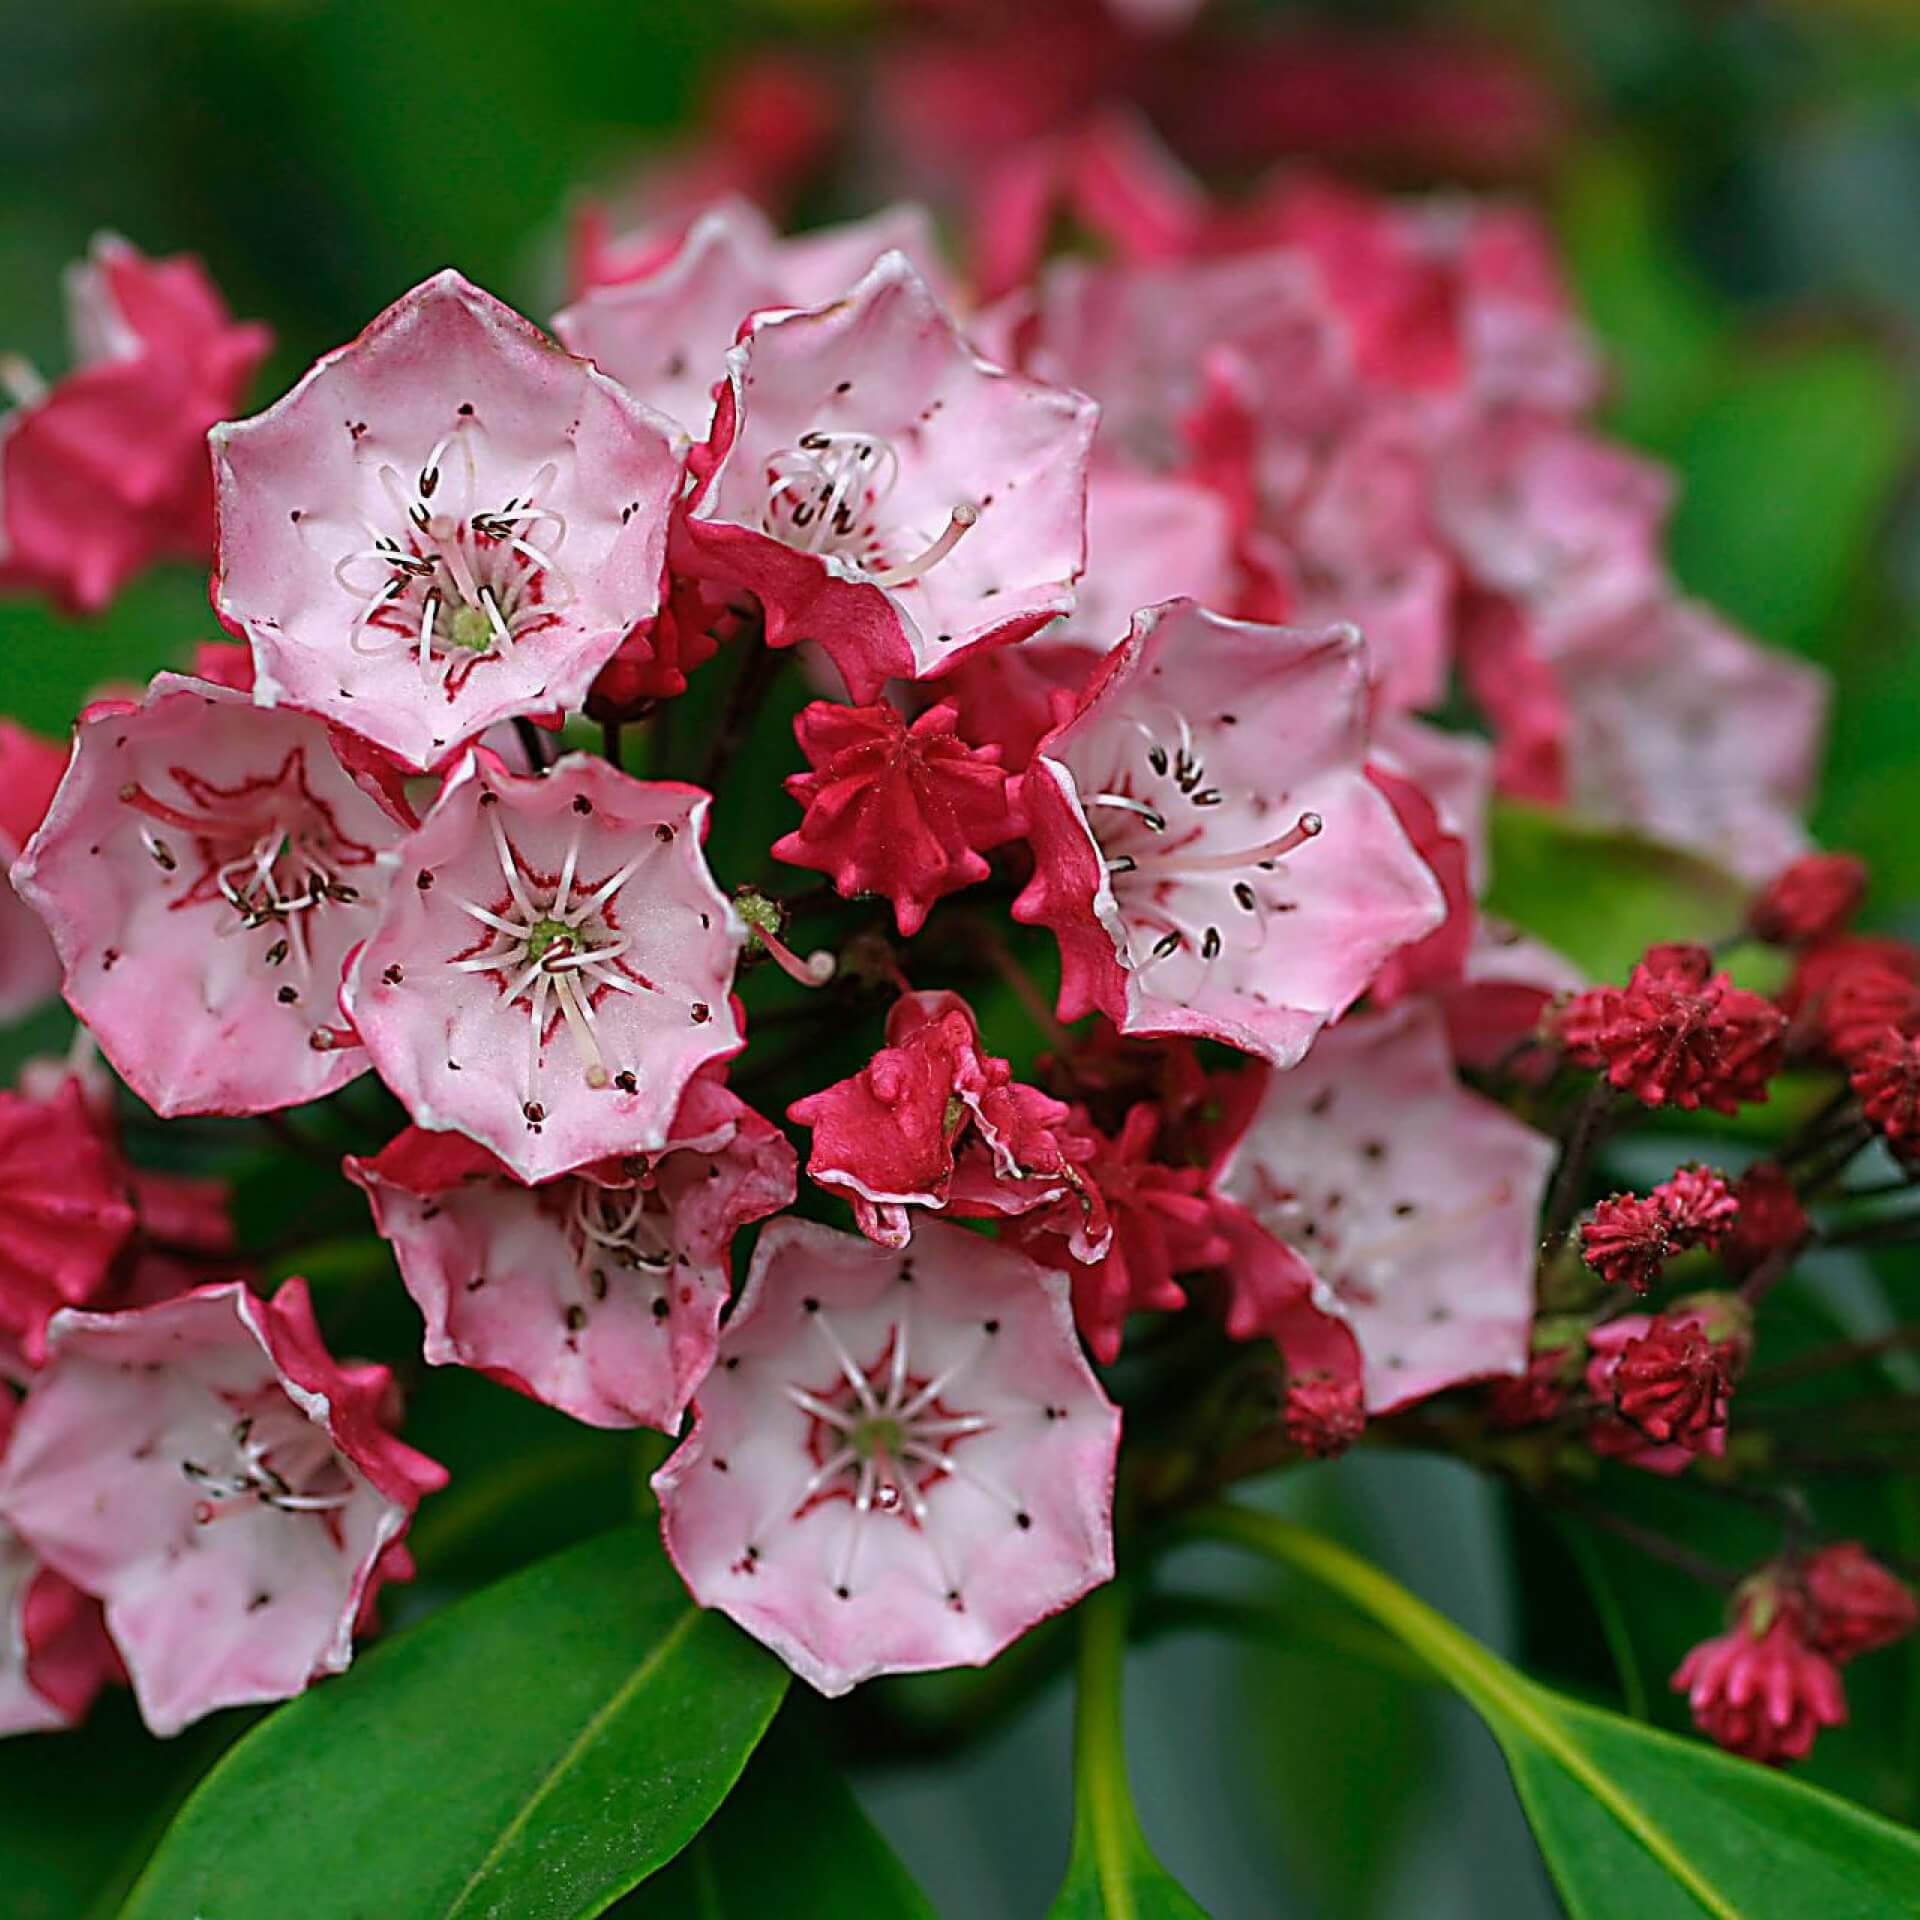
[0,115,1912,1771]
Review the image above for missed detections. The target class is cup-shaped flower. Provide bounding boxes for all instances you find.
[0,1280,445,1736]
[653,1216,1119,1696]
[679,252,1097,701]
[0,1392,119,1735]
[0,722,68,1021]
[1214,1000,1554,1411]
[12,674,404,1116]
[343,749,745,1183]
[346,1074,794,1432]
[1014,600,1445,1065]
[555,198,944,439]
[0,1077,136,1368]
[212,271,683,770]
[0,235,270,613]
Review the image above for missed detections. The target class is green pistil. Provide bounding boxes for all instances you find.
[448,604,495,653]
[525,916,577,963]
[850,1415,904,1462]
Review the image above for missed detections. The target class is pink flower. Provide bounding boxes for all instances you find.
[0,1393,119,1734]
[789,992,1097,1253]
[0,1077,136,1368]
[1585,1305,1740,1475]
[1721,1163,1809,1279]
[0,721,68,1021]
[1553,599,1827,884]
[555,198,945,439]
[0,235,269,613]
[653,1216,1119,1696]
[1673,1587,1846,1766]
[1802,1543,1918,1664]
[1435,415,1671,654]
[12,674,404,1116]
[773,701,1018,935]
[344,748,744,1182]
[1215,1000,1554,1411]
[1213,1198,1366,1455]
[1748,854,1867,948]
[0,1279,445,1736]
[1558,943,1786,1116]
[1581,1194,1674,1292]
[1014,599,1444,1066]
[1849,1029,1920,1153]
[678,252,1097,701]
[1055,460,1235,652]
[1007,1102,1226,1365]
[211,270,684,771]
[347,1073,793,1432]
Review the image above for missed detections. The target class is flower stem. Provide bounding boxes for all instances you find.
[700,636,784,796]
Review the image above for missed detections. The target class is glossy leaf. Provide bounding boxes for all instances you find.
[612,1713,936,1917]
[1194,1504,1920,1920]
[1050,1585,1210,1920]
[120,1527,787,1920]
[1485,800,1749,986]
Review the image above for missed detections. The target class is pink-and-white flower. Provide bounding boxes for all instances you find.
[0,1279,444,1737]
[0,721,68,1022]
[13,674,405,1116]
[555,198,945,439]
[0,1076,136,1370]
[653,1215,1119,1696]
[1214,999,1555,1411]
[1555,597,1827,884]
[211,271,684,770]
[346,1073,793,1431]
[0,1391,119,1736]
[0,235,270,613]
[1014,599,1444,1065]
[344,748,745,1182]
[678,252,1098,701]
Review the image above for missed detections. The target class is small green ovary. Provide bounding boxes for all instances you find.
[448,604,495,653]
[849,1416,904,1462]
[525,916,577,962]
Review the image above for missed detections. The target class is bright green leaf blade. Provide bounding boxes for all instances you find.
[612,1713,936,1917]
[1502,1694,1920,1920]
[1193,1504,1920,1920]
[1484,800,1750,986]
[1663,341,1909,657]
[120,1527,787,1920]
[1050,1586,1211,1920]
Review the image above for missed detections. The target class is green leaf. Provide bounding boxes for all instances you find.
[1193,1504,1920,1919]
[0,1695,249,1920]
[1484,800,1749,986]
[1663,340,1909,658]
[121,1527,787,1920]
[612,1712,936,1916]
[1050,1585,1210,1920]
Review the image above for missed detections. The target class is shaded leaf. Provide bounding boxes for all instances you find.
[1485,801,1749,985]
[1664,340,1908,656]
[121,1527,787,1920]
[613,1712,935,1917]
[1196,1504,1920,1920]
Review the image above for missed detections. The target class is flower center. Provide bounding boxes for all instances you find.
[761,428,976,589]
[120,749,378,992]
[181,1400,353,1526]
[450,806,660,1107]
[1077,706,1323,976]
[332,424,576,689]
[732,1302,1036,1609]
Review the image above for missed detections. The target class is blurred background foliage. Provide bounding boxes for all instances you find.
[4,2,1920,1916]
